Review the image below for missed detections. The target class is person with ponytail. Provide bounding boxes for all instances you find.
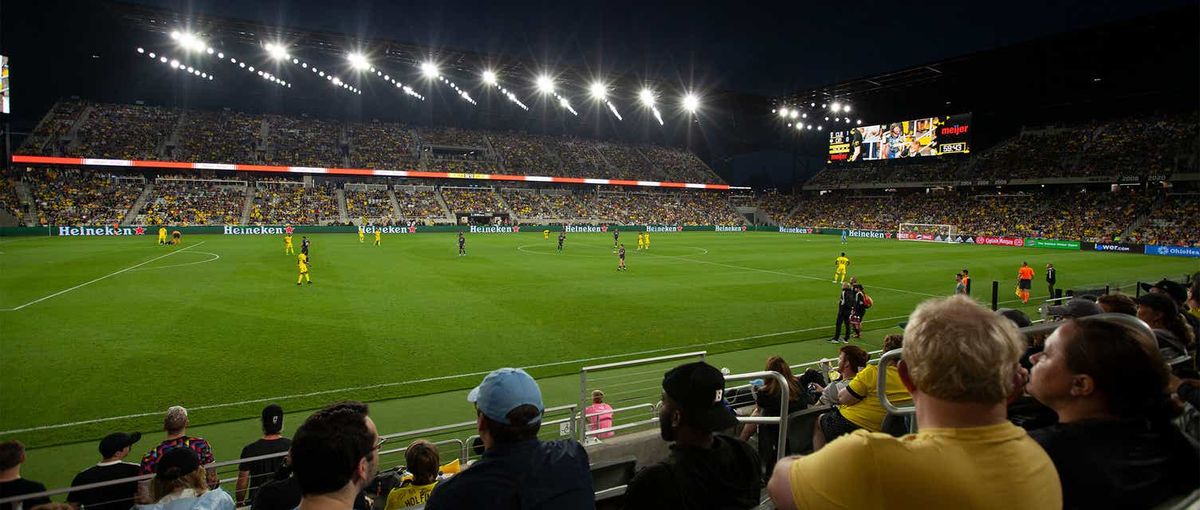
[1027,318,1199,509]
[740,356,806,480]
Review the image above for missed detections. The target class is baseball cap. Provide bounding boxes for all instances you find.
[99,432,141,458]
[156,447,200,481]
[1139,280,1188,305]
[1047,298,1104,318]
[262,404,284,434]
[468,368,543,425]
[1135,292,1179,315]
[997,308,1033,328]
[662,362,738,432]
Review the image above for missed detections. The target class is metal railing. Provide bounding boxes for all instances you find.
[724,370,791,463]
[578,351,706,442]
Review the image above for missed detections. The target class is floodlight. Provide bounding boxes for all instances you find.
[206,47,214,55]
[170,30,181,40]
[818,125,823,130]
[482,70,497,84]
[266,43,289,61]
[177,32,205,52]
[536,75,555,93]
[639,88,656,106]
[789,110,799,119]
[137,47,145,54]
[856,119,862,125]
[831,102,841,112]
[159,57,166,63]
[590,81,607,100]
[559,97,570,108]
[170,59,179,68]
[796,123,803,130]
[802,113,807,118]
[843,104,851,113]
[682,93,700,113]
[420,61,439,78]
[778,107,788,118]
[348,53,369,70]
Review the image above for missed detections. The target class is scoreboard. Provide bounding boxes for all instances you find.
[828,113,971,163]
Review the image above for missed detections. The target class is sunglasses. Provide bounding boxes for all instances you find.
[373,436,388,451]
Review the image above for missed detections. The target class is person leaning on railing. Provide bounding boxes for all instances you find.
[812,334,911,451]
[739,356,806,481]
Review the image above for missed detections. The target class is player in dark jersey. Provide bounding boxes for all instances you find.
[301,236,311,260]
[557,231,566,252]
[612,229,620,252]
[617,244,626,271]
[458,232,466,256]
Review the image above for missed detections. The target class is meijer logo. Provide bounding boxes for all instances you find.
[224,226,285,235]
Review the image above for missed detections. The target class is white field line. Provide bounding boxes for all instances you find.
[129,251,221,272]
[0,312,912,435]
[0,242,206,312]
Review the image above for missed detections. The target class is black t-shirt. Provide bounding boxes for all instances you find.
[0,478,50,510]
[238,438,291,504]
[624,435,761,510]
[251,477,369,510]
[1031,418,1200,510]
[67,462,141,510]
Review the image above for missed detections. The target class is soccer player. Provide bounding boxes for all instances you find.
[374,228,381,246]
[543,229,550,240]
[644,231,650,250]
[617,243,627,271]
[284,233,294,254]
[296,252,312,285]
[158,226,168,245]
[359,225,365,243]
[637,232,645,250]
[961,269,971,295]
[171,230,182,245]
[457,232,466,256]
[557,231,566,252]
[613,229,620,253]
[1017,261,1035,304]
[834,252,849,283]
[301,237,311,261]
[841,229,848,244]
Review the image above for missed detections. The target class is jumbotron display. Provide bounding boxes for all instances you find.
[1,55,9,114]
[828,113,971,163]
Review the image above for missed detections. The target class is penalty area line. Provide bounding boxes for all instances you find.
[0,312,910,435]
[0,242,206,312]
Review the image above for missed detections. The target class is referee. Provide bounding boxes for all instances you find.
[1046,263,1057,298]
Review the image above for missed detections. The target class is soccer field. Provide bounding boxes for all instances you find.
[1,231,1195,483]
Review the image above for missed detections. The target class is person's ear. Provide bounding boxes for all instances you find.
[1070,374,1095,397]
[897,360,917,393]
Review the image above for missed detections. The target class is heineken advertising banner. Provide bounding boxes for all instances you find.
[778,226,816,234]
[1024,238,1080,250]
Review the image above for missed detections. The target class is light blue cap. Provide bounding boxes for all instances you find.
[467,368,544,425]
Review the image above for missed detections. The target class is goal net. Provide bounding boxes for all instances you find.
[897,223,958,242]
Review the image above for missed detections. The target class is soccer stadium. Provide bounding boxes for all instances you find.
[1,1,1198,509]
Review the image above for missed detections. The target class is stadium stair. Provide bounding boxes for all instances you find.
[433,188,453,222]
[335,188,349,224]
[122,182,154,226]
[386,189,402,221]
[62,105,95,154]
[14,181,36,227]
[239,187,255,224]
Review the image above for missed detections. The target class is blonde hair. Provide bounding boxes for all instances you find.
[903,295,1024,404]
[151,466,207,501]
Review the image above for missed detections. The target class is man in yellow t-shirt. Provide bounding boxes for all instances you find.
[834,252,849,283]
[768,295,1061,510]
[813,334,911,449]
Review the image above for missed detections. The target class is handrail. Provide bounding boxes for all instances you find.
[579,351,706,441]
[876,348,913,416]
[725,370,790,463]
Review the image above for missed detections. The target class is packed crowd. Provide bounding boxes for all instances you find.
[393,188,446,220]
[19,100,85,156]
[344,188,396,222]
[171,110,262,164]
[0,177,26,223]
[595,142,649,180]
[424,157,500,175]
[640,145,724,183]
[588,191,744,225]
[264,116,343,168]
[498,189,561,219]
[348,123,416,169]
[754,192,798,222]
[1128,194,1200,246]
[488,133,560,175]
[26,169,143,226]
[70,103,180,161]
[440,188,507,215]
[141,180,247,226]
[249,184,339,225]
[417,127,487,148]
[4,284,1197,510]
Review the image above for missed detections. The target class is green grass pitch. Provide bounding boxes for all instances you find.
[1,231,1195,487]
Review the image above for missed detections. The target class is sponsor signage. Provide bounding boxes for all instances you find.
[778,227,814,234]
[976,236,1025,247]
[645,225,682,233]
[714,225,748,232]
[224,226,287,235]
[1083,242,1142,254]
[1024,238,1080,250]
[1144,245,1200,258]
[57,226,146,236]
[468,225,520,234]
[565,225,605,233]
[363,226,415,234]
[846,229,893,239]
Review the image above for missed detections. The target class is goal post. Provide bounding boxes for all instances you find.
[897,223,958,242]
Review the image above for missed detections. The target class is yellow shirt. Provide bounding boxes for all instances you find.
[788,422,1061,509]
[158,228,167,237]
[298,253,308,271]
[285,235,293,245]
[384,482,437,510]
[838,363,911,431]
[375,231,381,239]
[835,256,849,268]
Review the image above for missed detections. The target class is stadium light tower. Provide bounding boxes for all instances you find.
[789,110,799,119]
[536,75,555,94]
[682,93,700,114]
[830,101,841,112]
[589,81,607,100]
[778,107,789,118]
[639,88,664,125]
[421,61,439,78]
[843,104,851,113]
[265,43,289,61]
[348,53,370,71]
[482,69,497,85]
[171,31,207,52]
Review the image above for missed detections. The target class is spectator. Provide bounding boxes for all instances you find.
[955,273,966,295]
[1027,318,1199,509]
[424,368,592,510]
[290,401,380,510]
[813,334,911,450]
[0,441,50,510]
[1046,298,1103,320]
[625,362,761,509]
[140,407,216,493]
[68,432,142,510]
[1187,277,1200,321]
[250,457,370,510]
[383,440,439,510]
[236,405,292,506]
[139,448,234,510]
[810,346,870,405]
[1136,292,1197,349]
[770,295,1062,509]
[585,390,615,440]
[1143,279,1200,345]
[1097,293,1138,316]
[998,308,1034,329]
[739,356,806,479]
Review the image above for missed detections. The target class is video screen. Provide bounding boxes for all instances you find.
[828,113,971,163]
[1,56,8,114]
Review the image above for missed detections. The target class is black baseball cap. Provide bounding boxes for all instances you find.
[1140,280,1188,305]
[262,404,284,434]
[1047,298,1104,318]
[662,362,738,432]
[1135,292,1179,315]
[99,432,141,458]
[156,447,200,481]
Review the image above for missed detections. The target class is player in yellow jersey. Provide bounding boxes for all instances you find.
[359,225,365,243]
[297,252,312,285]
[374,228,381,246]
[636,232,645,250]
[284,233,294,254]
[171,230,182,245]
[158,226,168,245]
[834,252,849,283]
[643,231,650,250]
[543,229,550,240]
